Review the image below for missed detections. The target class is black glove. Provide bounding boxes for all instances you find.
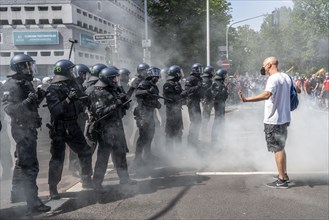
[67,88,79,100]
[115,99,123,107]
[37,88,47,100]
[25,92,38,104]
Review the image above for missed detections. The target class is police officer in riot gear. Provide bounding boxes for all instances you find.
[2,54,51,213]
[126,63,149,99]
[88,67,136,191]
[201,66,215,122]
[69,64,91,177]
[85,63,107,95]
[181,63,203,148]
[133,66,161,166]
[119,68,131,93]
[75,64,91,90]
[211,69,228,144]
[46,59,93,200]
[163,65,184,153]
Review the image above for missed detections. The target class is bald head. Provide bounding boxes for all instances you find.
[263,56,278,66]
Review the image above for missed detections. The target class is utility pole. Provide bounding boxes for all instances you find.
[143,0,151,64]
[206,0,210,66]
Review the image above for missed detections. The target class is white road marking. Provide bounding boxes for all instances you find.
[196,171,329,175]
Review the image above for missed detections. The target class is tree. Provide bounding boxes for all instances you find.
[146,0,231,70]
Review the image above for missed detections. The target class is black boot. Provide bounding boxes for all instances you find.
[49,185,60,200]
[27,199,51,214]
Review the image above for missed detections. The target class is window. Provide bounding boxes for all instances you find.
[95,55,99,60]
[99,29,103,33]
[14,52,24,56]
[38,6,48,11]
[52,19,63,24]
[11,7,21,11]
[27,52,38,56]
[83,23,88,28]
[78,52,83,57]
[51,6,62,11]
[94,27,98,32]
[98,18,102,23]
[84,53,89,58]
[12,20,23,25]
[77,8,81,14]
[77,21,82,26]
[90,54,94,59]
[0,52,11,57]
[82,11,87,16]
[54,51,64,56]
[39,19,49,24]
[0,20,9,25]
[40,51,51,56]
[24,7,35,11]
[0,7,8,12]
[25,19,36,25]
[89,14,93,19]
[94,16,98,21]
[89,25,93,30]
[97,1,102,11]
[0,33,2,44]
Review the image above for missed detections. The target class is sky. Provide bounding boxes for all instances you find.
[227,0,294,31]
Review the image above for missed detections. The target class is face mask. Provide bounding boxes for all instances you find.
[151,77,159,84]
[260,67,266,75]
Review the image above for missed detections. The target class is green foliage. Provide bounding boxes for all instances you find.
[146,0,328,75]
[228,0,328,75]
[147,0,231,70]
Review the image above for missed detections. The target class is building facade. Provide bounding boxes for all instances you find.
[0,0,146,79]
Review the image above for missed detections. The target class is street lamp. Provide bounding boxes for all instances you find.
[225,14,267,60]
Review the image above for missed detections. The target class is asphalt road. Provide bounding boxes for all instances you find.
[1,99,328,219]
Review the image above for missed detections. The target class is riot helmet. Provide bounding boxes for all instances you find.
[168,65,183,81]
[9,54,37,80]
[191,63,203,75]
[203,66,215,78]
[137,63,150,78]
[98,67,120,87]
[160,67,169,80]
[42,76,52,85]
[214,69,227,80]
[75,64,91,81]
[119,68,131,84]
[89,63,107,82]
[52,59,76,83]
[146,66,160,83]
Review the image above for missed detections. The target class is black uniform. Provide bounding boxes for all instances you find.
[89,84,132,188]
[163,80,184,152]
[183,74,203,147]
[2,77,46,209]
[46,80,93,190]
[211,79,228,143]
[201,77,214,121]
[134,80,161,163]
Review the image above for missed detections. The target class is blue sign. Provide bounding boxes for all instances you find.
[13,31,59,45]
[80,34,99,49]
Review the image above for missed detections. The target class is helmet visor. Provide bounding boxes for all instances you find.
[16,61,37,75]
[71,66,80,79]
[149,68,160,78]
